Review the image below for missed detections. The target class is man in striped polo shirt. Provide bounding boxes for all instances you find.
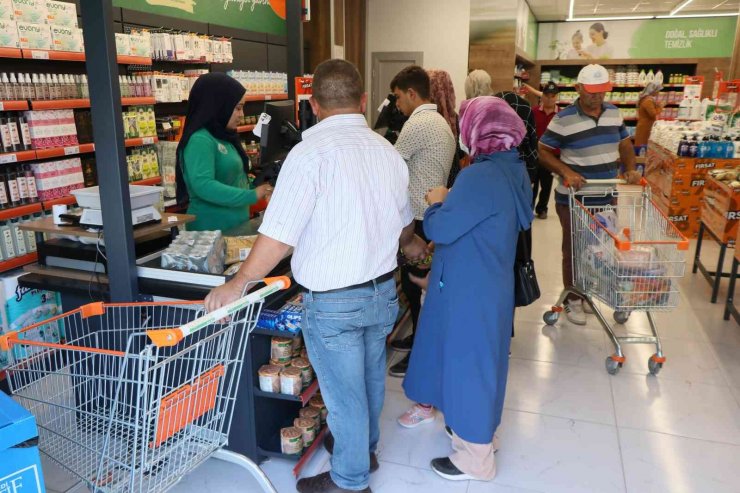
[538,64,641,325]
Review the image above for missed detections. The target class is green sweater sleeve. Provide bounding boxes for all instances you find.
[183,134,258,207]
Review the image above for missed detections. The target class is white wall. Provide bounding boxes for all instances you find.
[365,0,471,113]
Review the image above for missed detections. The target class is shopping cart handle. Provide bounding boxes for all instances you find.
[565,178,648,188]
[147,277,292,348]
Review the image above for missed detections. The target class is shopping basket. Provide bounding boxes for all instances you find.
[543,179,689,375]
[0,277,291,493]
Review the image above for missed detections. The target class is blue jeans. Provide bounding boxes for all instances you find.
[302,277,398,490]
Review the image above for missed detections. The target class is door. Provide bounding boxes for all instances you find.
[370,51,424,127]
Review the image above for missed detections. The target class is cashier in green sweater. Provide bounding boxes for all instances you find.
[175,73,272,231]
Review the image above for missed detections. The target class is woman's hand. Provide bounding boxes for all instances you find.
[426,187,449,205]
[256,184,274,201]
[408,272,430,290]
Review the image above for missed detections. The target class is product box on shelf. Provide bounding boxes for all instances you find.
[45,0,76,27]
[129,30,151,58]
[50,25,82,52]
[0,392,46,492]
[115,32,130,56]
[0,0,14,21]
[30,157,83,200]
[645,167,706,208]
[12,0,47,24]
[701,175,740,245]
[0,18,19,48]
[16,21,51,50]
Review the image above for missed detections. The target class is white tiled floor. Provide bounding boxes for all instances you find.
[42,206,740,492]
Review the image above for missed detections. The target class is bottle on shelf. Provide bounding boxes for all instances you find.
[23,164,37,203]
[724,137,735,159]
[689,97,702,121]
[0,115,13,153]
[6,168,20,207]
[17,116,31,151]
[8,73,19,100]
[698,136,710,158]
[688,135,699,158]
[0,173,8,209]
[5,116,21,152]
[0,221,17,260]
[646,69,655,85]
[655,69,664,86]
[14,166,28,205]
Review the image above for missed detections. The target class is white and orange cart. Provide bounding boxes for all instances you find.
[0,277,291,493]
[544,179,689,375]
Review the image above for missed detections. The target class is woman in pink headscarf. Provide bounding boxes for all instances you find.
[402,96,534,483]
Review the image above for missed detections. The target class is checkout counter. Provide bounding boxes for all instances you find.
[14,213,316,469]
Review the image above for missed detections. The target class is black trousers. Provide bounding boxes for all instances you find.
[531,166,554,214]
[400,220,428,341]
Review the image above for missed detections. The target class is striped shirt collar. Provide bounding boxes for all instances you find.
[574,98,609,119]
[411,103,438,117]
[302,113,368,139]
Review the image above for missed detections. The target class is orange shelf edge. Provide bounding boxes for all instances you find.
[0,47,22,59]
[117,55,153,66]
[122,97,156,106]
[0,203,43,221]
[0,150,37,164]
[236,125,256,133]
[42,196,77,209]
[34,143,95,160]
[30,99,90,110]
[125,137,158,147]
[131,176,162,186]
[0,100,29,111]
[22,49,84,61]
[0,253,38,273]
[243,94,289,102]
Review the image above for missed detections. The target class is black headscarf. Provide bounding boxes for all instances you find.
[494,91,539,172]
[175,73,249,204]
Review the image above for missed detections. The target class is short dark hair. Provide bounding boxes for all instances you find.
[390,66,430,100]
[312,59,364,109]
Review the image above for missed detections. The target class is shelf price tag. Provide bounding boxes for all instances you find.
[64,146,80,156]
[0,154,18,164]
[265,95,272,101]
[30,50,49,60]
[142,137,155,145]
[0,103,4,111]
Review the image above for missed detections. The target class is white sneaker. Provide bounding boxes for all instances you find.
[564,300,587,325]
[582,300,594,315]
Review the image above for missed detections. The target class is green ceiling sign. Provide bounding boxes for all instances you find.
[113,0,287,36]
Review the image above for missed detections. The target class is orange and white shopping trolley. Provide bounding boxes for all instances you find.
[543,179,689,375]
[0,277,290,492]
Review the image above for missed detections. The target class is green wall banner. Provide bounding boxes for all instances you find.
[538,17,736,60]
[113,0,287,36]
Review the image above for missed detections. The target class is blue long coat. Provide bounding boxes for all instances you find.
[403,149,534,445]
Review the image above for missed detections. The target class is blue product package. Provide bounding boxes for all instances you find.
[0,272,64,372]
[0,392,46,493]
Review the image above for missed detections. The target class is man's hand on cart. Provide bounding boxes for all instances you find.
[562,169,587,191]
[205,279,243,315]
[624,169,643,185]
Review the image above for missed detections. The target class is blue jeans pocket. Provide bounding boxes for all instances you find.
[384,297,399,333]
[313,307,365,351]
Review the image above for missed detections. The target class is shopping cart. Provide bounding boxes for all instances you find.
[543,179,689,375]
[0,277,291,493]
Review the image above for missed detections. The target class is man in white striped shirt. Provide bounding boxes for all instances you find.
[205,59,426,493]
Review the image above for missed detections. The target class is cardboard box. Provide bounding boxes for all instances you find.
[0,0,14,20]
[115,32,130,56]
[0,392,45,493]
[16,21,51,50]
[0,18,19,48]
[653,199,702,239]
[45,0,76,27]
[701,175,740,246]
[50,24,81,52]
[11,0,47,24]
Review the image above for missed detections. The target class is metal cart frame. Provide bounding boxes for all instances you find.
[0,278,291,493]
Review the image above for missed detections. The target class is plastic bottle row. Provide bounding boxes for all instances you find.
[677,134,738,158]
[0,216,38,263]
[0,112,32,152]
[227,70,288,95]
[0,164,39,208]
[0,72,88,101]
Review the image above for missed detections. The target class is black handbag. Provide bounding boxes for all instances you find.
[514,228,540,307]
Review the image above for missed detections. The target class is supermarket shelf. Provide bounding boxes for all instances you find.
[35,143,95,160]
[42,195,77,209]
[252,327,301,338]
[243,94,289,102]
[0,150,37,165]
[556,84,685,89]
[557,101,680,107]
[258,425,328,472]
[0,253,38,274]
[237,125,256,133]
[0,100,29,111]
[17,49,152,65]
[0,203,43,221]
[0,47,22,59]
[30,99,90,110]
[122,97,156,106]
[253,379,320,406]
[131,176,162,186]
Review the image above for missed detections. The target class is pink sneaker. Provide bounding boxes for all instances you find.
[398,404,435,428]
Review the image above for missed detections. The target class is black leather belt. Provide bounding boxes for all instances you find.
[309,271,395,294]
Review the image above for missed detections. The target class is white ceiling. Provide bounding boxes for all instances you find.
[529,0,740,21]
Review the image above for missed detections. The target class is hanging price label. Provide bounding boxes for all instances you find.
[64,146,80,155]
[30,50,49,60]
[0,153,18,164]
[142,137,155,145]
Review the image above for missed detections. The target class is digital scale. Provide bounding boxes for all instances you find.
[71,185,163,229]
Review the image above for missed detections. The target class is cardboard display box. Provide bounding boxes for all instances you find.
[0,392,46,493]
[701,175,740,246]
